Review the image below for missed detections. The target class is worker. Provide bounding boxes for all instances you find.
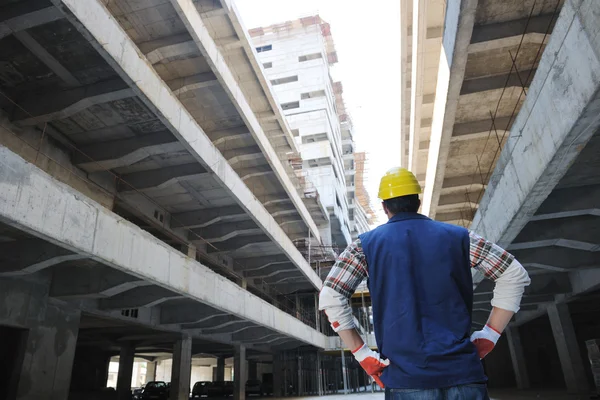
[319,167,530,399]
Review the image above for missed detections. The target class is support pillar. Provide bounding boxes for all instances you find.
[15,303,80,400]
[272,354,283,397]
[117,343,135,400]
[234,345,247,400]
[314,294,321,333]
[548,303,589,393]
[297,355,303,396]
[316,352,323,396]
[171,335,192,400]
[506,326,530,390]
[248,360,258,380]
[146,361,157,383]
[340,349,348,395]
[215,357,225,381]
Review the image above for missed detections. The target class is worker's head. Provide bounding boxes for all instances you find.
[378,167,422,219]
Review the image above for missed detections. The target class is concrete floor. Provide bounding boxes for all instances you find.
[273,390,593,400]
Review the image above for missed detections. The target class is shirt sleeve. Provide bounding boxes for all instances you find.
[319,239,368,332]
[469,231,531,312]
[469,231,514,280]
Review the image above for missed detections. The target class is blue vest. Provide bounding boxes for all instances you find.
[359,213,485,389]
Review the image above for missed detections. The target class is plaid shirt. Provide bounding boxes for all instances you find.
[324,231,515,299]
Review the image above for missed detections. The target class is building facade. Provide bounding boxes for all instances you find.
[250,16,366,248]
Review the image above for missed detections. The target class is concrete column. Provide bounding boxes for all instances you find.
[146,361,157,382]
[248,360,258,380]
[215,357,225,381]
[272,354,283,397]
[314,294,321,333]
[234,345,247,400]
[506,326,530,390]
[15,302,80,400]
[295,294,301,320]
[297,355,303,396]
[548,303,589,393]
[170,335,192,400]
[316,352,323,396]
[187,244,196,259]
[340,349,348,395]
[117,343,135,400]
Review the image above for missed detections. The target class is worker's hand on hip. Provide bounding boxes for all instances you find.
[470,324,501,359]
[352,344,390,388]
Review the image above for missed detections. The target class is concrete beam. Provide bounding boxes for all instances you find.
[510,239,599,253]
[138,33,198,65]
[234,165,275,181]
[168,72,219,96]
[167,0,320,241]
[531,208,600,222]
[0,4,64,40]
[534,184,600,216]
[0,238,86,276]
[215,36,243,52]
[74,131,182,172]
[51,0,322,288]
[117,163,208,192]
[205,234,270,253]
[100,286,184,309]
[193,220,262,242]
[268,281,315,295]
[13,78,135,126]
[171,206,247,229]
[160,302,225,325]
[222,146,265,166]
[453,116,512,138]
[14,30,80,87]
[0,147,328,347]
[233,329,282,342]
[421,0,479,218]
[407,0,427,175]
[198,7,227,19]
[437,202,478,213]
[514,216,600,248]
[461,69,535,95]
[512,246,600,272]
[210,128,252,150]
[399,0,410,169]
[469,32,547,54]
[470,14,556,45]
[472,0,600,249]
[181,315,244,329]
[233,255,290,272]
[50,265,151,298]
[245,265,296,279]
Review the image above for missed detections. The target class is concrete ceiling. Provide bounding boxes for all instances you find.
[0,0,326,295]
[427,0,564,225]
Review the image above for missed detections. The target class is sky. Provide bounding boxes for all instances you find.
[234,0,402,222]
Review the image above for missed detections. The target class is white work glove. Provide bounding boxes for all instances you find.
[470,324,501,359]
[352,344,390,388]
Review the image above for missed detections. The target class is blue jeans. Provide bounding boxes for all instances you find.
[385,383,489,400]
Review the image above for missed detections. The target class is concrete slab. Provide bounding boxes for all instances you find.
[50,0,322,289]
[0,145,327,348]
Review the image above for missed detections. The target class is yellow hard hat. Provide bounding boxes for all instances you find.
[378,167,421,200]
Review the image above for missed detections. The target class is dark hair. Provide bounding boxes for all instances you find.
[383,194,421,215]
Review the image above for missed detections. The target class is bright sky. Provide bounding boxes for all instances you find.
[235,0,402,223]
